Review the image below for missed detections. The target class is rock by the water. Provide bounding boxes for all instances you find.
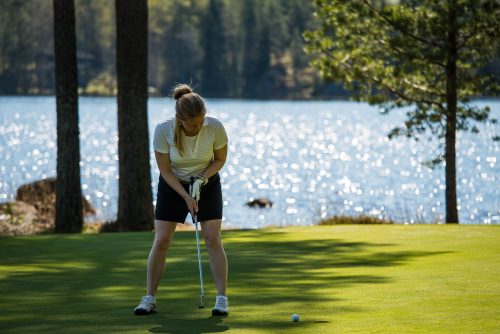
[0,178,97,235]
[0,201,44,236]
[245,198,273,208]
[16,177,96,218]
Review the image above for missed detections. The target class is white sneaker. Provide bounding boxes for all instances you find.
[134,295,157,315]
[212,295,229,316]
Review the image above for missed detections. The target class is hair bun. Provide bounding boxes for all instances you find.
[173,84,193,100]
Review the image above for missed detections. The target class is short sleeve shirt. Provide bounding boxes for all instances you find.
[153,116,228,181]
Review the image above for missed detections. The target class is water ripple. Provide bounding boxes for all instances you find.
[0,97,498,227]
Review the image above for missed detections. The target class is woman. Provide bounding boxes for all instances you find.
[134,84,229,316]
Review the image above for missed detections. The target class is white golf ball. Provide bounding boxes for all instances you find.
[291,314,300,322]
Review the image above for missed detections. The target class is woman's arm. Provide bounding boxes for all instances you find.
[154,151,197,213]
[200,145,228,179]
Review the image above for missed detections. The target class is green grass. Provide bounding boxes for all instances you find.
[1,225,499,333]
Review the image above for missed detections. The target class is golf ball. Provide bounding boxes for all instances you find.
[291,314,300,322]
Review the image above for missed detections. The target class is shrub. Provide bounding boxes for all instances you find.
[319,215,395,225]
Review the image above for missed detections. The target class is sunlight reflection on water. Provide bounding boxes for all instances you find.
[0,97,498,227]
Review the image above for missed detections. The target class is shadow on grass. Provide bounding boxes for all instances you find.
[147,315,331,334]
[0,229,452,333]
[149,315,229,334]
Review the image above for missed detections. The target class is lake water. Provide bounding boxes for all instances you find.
[0,97,498,227]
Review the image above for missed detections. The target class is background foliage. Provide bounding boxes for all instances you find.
[4,0,497,99]
[0,0,332,98]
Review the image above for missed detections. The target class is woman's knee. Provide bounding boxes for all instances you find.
[204,232,222,249]
[154,234,173,251]
[153,221,176,251]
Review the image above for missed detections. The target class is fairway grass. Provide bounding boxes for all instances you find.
[1,225,499,333]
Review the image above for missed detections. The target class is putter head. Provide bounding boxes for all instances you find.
[199,305,205,309]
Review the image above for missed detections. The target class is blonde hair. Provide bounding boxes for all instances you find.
[172,84,206,156]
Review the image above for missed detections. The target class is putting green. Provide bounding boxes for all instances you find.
[0,225,499,333]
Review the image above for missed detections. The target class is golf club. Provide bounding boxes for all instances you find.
[190,181,205,309]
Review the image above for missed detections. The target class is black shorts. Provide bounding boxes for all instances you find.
[155,173,223,223]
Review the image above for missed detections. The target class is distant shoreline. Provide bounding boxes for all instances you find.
[1,94,499,101]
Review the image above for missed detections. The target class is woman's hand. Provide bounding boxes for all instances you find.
[190,175,208,202]
[183,193,199,217]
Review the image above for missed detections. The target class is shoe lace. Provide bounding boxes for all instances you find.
[216,297,228,309]
[140,296,155,305]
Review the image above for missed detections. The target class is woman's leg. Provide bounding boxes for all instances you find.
[201,219,227,296]
[146,220,178,296]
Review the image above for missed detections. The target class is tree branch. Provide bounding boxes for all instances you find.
[375,38,447,68]
[379,79,445,111]
[457,1,478,51]
[362,0,441,48]
[330,51,446,110]
[402,79,447,99]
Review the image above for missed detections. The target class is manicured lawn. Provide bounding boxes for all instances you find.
[0,225,499,333]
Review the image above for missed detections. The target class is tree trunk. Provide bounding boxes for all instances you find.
[115,0,154,231]
[241,0,260,98]
[445,1,459,224]
[202,0,228,97]
[53,0,83,232]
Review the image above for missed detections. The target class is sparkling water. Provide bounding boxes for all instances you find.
[0,96,498,227]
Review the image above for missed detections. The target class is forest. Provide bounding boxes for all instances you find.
[0,0,344,99]
[1,0,499,99]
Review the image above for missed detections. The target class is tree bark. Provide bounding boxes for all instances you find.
[115,0,154,231]
[445,0,459,224]
[53,0,83,232]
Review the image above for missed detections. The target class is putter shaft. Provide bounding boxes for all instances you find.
[190,179,204,309]
[193,213,205,307]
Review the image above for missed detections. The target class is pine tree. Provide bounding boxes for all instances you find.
[161,0,203,94]
[305,0,500,223]
[53,0,83,232]
[241,0,260,98]
[115,0,154,231]
[201,0,229,97]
